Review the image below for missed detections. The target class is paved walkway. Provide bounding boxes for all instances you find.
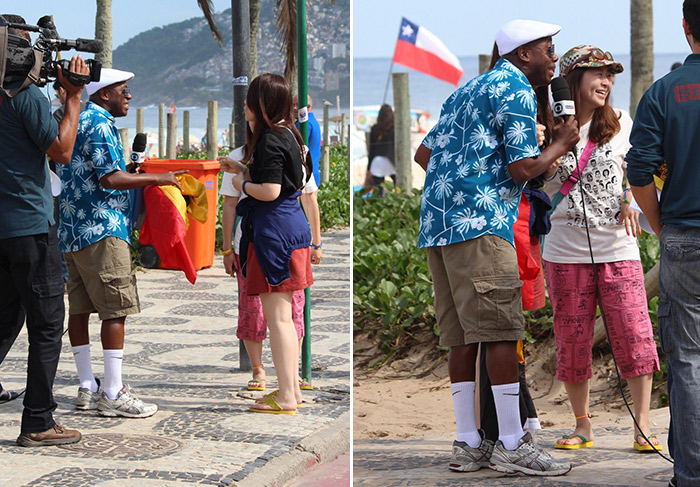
[354,407,674,486]
[0,229,350,487]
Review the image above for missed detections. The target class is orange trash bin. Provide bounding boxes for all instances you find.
[141,159,220,270]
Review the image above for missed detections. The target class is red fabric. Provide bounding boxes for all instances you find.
[139,185,197,284]
[393,40,463,87]
[513,196,545,311]
[246,246,313,295]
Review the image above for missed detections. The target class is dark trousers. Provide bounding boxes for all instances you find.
[0,227,64,433]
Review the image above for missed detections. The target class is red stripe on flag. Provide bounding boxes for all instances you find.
[392,39,463,87]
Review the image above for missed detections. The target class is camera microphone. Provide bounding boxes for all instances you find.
[551,76,576,122]
[130,133,147,170]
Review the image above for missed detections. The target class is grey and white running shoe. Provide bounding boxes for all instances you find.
[97,384,158,418]
[76,378,103,411]
[490,432,572,476]
[449,430,494,472]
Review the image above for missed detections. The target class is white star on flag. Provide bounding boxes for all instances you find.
[401,24,414,38]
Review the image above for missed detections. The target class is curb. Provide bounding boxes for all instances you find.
[228,411,350,487]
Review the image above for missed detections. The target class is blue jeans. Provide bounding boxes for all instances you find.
[658,225,700,487]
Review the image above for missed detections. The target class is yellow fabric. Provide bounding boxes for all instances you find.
[517,340,524,364]
[177,174,208,224]
[156,174,208,229]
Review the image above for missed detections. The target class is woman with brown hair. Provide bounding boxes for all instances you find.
[543,45,661,451]
[220,73,313,414]
[366,103,395,195]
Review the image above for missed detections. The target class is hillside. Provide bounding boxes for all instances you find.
[112,0,349,107]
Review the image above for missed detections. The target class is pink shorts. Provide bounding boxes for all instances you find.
[235,254,305,342]
[544,260,659,383]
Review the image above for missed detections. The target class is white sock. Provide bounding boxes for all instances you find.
[103,349,124,400]
[524,417,541,432]
[72,344,98,392]
[492,382,525,450]
[451,381,481,448]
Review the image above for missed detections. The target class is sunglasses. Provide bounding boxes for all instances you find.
[529,44,556,59]
[587,48,614,62]
[115,87,131,98]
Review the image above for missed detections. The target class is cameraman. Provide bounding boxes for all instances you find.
[0,14,87,447]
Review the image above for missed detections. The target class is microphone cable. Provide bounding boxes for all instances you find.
[567,147,673,464]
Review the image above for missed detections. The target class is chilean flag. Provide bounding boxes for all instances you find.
[392,18,464,87]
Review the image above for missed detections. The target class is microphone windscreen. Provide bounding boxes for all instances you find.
[74,38,104,53]
[551,76,571,102]
[132,133,147,152]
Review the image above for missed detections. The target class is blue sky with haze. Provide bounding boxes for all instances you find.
[353,0,691,58]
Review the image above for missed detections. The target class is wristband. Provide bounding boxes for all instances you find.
[242,180,250,196]
[544,168,558,182]
[311,243,322,250]
[221,248,234,256]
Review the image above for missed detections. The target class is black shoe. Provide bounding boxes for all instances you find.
[669,476,677,487]
[0,388,20,404]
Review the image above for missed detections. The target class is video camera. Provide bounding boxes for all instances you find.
[0,15,102,96]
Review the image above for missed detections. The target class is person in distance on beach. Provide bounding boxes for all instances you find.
[413,19,579,476]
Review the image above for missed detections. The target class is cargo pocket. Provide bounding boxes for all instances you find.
[472,276,523,331]
[656,300,673,355]
[31,277,65,324]
[100,268,139,312]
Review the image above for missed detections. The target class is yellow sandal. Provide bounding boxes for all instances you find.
[247,365,266,391]
[634,433,663,452]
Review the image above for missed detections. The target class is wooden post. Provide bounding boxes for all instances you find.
[392,72,411,193]
[340,113,347,145]
[166,113,177,159]
[229,123,235,148]
[183,110,190,156]
[207,100,218,160]
[118,128,129,157]
[479,54,491,74]
[158,103,165,158]
[136,108,144,135]
[321,101,331,184]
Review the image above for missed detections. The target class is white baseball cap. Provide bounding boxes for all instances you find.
[86,68,134,96]
[496,19,561,56]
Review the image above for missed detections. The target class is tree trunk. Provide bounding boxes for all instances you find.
[94,0,113,68]
[630,0,654,118]
[249,0,261,79]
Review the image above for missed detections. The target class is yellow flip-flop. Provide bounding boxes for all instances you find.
[254,389,302,408]
[555,434,594,450]
[248,394,296,415]
[634,433,663,452]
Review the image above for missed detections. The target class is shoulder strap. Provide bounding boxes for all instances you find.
[549,139,596,214]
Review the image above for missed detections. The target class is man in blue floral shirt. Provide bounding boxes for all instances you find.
[58,69,184,419]
[414,20,579,475]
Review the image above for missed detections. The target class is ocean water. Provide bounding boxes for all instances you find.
[353,53,690,121]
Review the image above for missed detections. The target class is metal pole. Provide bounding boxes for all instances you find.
[158,103,165,158]
[297,0,312,386]
[232,0,250,150]
[166,112,177,159]
[392,72,412,192]
[207,100,218,160]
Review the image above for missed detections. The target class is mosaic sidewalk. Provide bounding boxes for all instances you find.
[0,229,351,487]
[354,407,674,487]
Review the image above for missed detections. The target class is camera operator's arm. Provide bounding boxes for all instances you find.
[45,56,89,164]
[100,169,188,191]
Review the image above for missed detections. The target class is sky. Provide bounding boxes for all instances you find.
[353,0,691,58]
[8,1,232,49]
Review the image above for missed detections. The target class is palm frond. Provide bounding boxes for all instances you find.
[275,0,297,81]
[197,0,223,46]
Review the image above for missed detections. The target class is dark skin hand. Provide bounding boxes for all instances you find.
[100,169,187,191]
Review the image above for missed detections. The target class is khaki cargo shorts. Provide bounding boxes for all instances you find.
[64,236,140,320]
[426,235,524,347]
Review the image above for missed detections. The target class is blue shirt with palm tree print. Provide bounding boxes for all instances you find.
[418,58,540,249]
[57,101,132,252]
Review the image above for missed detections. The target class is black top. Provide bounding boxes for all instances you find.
[249,127,305,194]
[367,124,394,171]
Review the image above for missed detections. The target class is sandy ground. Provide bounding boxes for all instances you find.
[353,343,668,443]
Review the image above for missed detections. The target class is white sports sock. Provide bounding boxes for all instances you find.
[492,382,525,450]
[103,349,124,400]
[451,381,481,448]
[72,344,98,392]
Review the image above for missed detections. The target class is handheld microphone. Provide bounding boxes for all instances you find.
[551,77,576,121]
[130,133,147,171]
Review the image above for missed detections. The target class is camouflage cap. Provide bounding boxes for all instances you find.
[559,44,624,77]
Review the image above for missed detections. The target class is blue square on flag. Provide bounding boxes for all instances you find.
[399,18,418,44]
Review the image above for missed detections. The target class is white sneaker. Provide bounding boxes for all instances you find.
[97,384,158,418]
[490,432,572,476]
[76,378,103,411]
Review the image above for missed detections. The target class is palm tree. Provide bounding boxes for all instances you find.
[94,0,113,68]
[630,0,654,118]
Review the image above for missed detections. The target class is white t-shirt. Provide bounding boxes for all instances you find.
[219,145,317,254]
[542,109,641,264]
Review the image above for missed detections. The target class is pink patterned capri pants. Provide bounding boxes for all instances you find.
[543,260,659,383]
[234,259,305,342]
